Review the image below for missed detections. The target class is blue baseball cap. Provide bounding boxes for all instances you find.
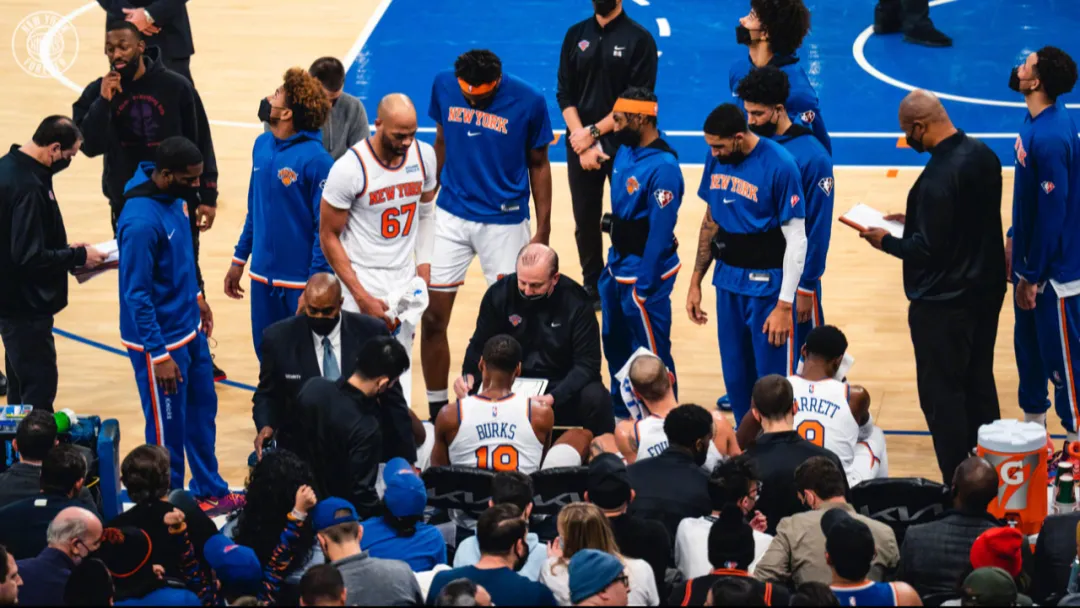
[312,497,359,532]
[569,549,625,604]
[383,457,427,518]
[203,534,262,595]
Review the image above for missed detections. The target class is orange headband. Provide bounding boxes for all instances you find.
[613,98,658,116]
[458,78,498,96]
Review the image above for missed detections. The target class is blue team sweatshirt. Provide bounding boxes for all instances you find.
[1012,103,1080,289]
[232,130,334,286]
[773,124,835,293]
[606,138,683,296]
[729,54,832,155]
[118,162,202,363]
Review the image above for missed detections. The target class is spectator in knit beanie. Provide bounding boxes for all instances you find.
[93,526,200,606]
[568,549,628,606]
[63,558,114,606]
[968,525,1033,596]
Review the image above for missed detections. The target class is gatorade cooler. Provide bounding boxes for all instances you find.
[977,419,1049,535]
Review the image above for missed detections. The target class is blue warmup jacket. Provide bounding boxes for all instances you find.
[1012,103,1080,288]
[233,130,333,286]
[773,124,834,293]
[606,138,683,295]
[118,162,202,363]
[729,54,832,155]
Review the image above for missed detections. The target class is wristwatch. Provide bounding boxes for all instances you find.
[588,124,601,139]
[143,9,155,25]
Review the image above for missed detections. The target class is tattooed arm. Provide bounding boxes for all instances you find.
[686,210,718,325]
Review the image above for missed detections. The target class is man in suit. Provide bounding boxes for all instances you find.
[252,272,422,464]
[96,0,196,83]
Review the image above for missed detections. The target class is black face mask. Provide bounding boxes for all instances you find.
[736,24,754,45]
[714,139,746,165]
[518,287,550,305]
[1008,66,1035,94]
[112,55,141,82]
[615,127,641,149]
[307,314,340,337]
[749,112,779,138]
[692,440,709,467]
[258,98,274,124]
[593,0,617,16]
[905,124,926,154]
[49,153,72,175]
[512,542,529,572]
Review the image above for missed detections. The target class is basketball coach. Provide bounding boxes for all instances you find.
[859,90,1005,483]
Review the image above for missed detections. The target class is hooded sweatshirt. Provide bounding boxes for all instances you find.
[73,46,218,209]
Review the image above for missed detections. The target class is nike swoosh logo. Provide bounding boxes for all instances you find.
[167,230,176,239]
[612,168,618,174]
[467,131,481,137]
[253,167,260,171]
[551,322,562,328]
[723,198,736,204]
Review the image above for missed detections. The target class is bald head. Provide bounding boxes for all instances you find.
[304,273,343,314]
[629,354,671,403]
[515,244,560,298]
[47,506,102,557]
[377,93,416,124]
[899,89,948,126]
[952,456,998,511]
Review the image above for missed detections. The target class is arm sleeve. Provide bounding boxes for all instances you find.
[72,81,111,158]
[415,144,438,264]
[462,288,499,386]
[252,331,281,430]
[629,32,659,91]
[118,219,170,362]
[258,514,306,604]
[307,152,335,275]
[549,300,603,414]
[10,193,85,273]
[880,180,952,265]
[1018,135,1069,284]
[144,0,188,23]
[169,526,217,605]
[798,157,834,292]
[233,148,257,265]
[776,163,808,303]
[323,153,364,210]
[555,28,578,111]
[635,162,683,295]
[190,87,219,207]
[529,94,555,150]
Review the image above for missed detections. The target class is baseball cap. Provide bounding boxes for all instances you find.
[970,527,1024,578]
[820,508,875,569]
[961,567,1019,605]
[587,453,631,510]
[203,533,262,595]
[383,457,427,518]
[312,497,359,532]
[569,549,625,604]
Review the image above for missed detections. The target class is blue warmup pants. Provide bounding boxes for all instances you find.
[1014,290,1051,417]
[599,269,677,419]
[127,332,228,497]
[716,288,792,425]
[793,284,824,363]
[250,279,304,361]
[1022,284,1080,433]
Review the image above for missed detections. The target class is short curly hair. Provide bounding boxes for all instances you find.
[735,66,790,107]
[1035,46,1078,101]
[282,67,332,132]
[751,0,811,57]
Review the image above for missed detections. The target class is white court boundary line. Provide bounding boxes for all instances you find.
[852,0,1079,109]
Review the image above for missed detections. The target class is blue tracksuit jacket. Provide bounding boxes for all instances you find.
[729,54,832,155]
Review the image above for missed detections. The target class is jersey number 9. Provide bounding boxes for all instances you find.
[797,420,825,448]
[381,202,417,238]
[475,445,520,472]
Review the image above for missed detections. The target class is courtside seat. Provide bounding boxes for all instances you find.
[850,477,951,545]
[422,466,495,518]
[530,466,588,516]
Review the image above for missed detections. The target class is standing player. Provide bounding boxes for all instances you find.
[421,50,554,419]
[729,0,830,155]
[225,68,333,359]
[686,104,808,426]
[737,67,834,355]
[431,334,554,474]
[1008,47,1080,438]
[116,137,235,512]
[320,94,437,407]
[599,88,683,419]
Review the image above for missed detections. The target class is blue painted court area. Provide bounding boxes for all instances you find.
[346,0,1079,166]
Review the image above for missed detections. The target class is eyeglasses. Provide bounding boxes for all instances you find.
[615,574,630,589]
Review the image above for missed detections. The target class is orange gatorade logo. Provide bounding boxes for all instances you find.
[278,167,297,187]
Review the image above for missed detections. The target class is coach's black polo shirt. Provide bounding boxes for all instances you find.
[743,431,845,536]
[556,9,658,130]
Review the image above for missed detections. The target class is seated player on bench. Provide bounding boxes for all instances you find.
[431,334,592,473]
[737,325,887,486]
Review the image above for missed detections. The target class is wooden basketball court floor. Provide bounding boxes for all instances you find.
[1,0,1043,487]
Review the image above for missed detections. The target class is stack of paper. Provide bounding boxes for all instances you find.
[839,203,905,239]
[72,239,120,284]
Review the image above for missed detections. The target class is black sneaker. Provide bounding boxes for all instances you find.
[0,372,6,397]
[903,25,953,47]
[584,283,602,312]
[212,356,227,382]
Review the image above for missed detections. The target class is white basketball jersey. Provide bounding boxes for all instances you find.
[634,415,724,472]
[448,393,545,474]
[789,375,860,470]
[322,138,437,270]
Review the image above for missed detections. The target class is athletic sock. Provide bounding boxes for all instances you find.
[427,390,450,422]
[1024,412,1047,427]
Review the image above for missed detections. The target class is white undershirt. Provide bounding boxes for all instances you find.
[312,319,342,377]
